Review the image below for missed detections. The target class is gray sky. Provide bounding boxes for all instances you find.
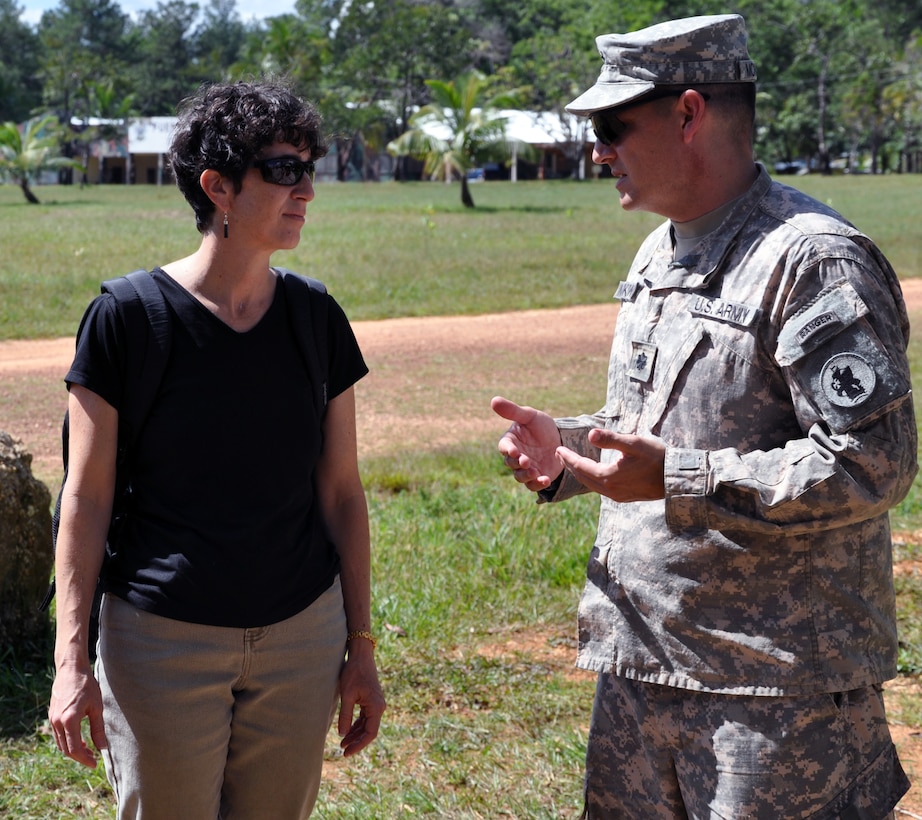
[19,0,295,25]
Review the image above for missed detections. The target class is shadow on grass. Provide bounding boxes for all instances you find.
[471,205,572,214]
[0,198,101,209]
[0,640,53,738]
[414,204,573,215]
[467,205,577,216]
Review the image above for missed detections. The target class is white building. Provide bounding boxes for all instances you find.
[78,110,593,184]
[75,116,175,185]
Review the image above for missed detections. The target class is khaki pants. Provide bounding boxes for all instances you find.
[96,578,346,820]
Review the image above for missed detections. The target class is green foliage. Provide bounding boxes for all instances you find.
[129,2,199,115]
[744,0,922,171]
[194,0,249,80]
[2,0,919,175]
[37,0,134,124]
[0,641,113,819]
[387,70,526,207]
[0,0,42,122]
[0,647,50,739]
[364,447,593,640]
[242,14,329,102]
[895,568,922,675]
[891,304,922,534]
[0,117,82,204]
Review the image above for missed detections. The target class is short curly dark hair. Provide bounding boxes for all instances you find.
[168,79,329,233]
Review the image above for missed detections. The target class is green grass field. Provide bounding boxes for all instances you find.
[1,174,920,339]
[1,175,921,817]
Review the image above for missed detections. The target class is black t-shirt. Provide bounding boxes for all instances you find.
[66,268,368,627]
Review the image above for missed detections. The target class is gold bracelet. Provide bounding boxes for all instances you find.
[347,630,378,650]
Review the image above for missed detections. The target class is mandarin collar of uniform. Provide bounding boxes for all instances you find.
[638,164,772,293]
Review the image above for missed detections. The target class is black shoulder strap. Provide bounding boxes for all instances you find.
[101,269,172,446]
[275,267,330,418]
[42,270,172,614]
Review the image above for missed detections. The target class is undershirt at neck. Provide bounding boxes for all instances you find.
[671,198,738,261]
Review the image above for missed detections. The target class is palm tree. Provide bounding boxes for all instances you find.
[387,71,523,208]
[0,115,82,204]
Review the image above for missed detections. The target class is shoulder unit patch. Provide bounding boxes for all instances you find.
[821,353,876,408]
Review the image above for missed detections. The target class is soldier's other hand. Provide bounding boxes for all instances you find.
[557,430,666,502]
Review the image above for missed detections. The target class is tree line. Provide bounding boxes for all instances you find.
[2,0,921,180]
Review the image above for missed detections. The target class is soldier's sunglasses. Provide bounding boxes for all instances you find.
[252,156,316,186]
[591,89,709,146]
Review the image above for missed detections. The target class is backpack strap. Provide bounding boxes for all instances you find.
[41,270,172,618]
[102,269,172,446]
[275,267,330,418]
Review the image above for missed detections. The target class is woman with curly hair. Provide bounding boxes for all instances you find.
[49,78,385,819]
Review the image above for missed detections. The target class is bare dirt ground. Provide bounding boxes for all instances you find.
[3,288,922,816]
[0,303,618,485]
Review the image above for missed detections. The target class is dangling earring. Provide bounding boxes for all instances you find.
[223,212,229,239]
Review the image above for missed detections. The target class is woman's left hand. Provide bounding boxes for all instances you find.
[337,646,386,757]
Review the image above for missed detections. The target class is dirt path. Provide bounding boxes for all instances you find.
[3,288,922,815]
[0,303,616,486]
[6,279,922,475]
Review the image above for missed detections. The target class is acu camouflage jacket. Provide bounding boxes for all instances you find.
[548,166,917,696]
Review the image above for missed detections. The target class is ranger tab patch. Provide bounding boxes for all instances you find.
[796,311,842,346]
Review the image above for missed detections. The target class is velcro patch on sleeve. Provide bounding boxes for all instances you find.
[776,280,868,366]
[776,282,910,432]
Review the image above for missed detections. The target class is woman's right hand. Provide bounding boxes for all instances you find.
[49,660,108,768]
[49,384,117,769]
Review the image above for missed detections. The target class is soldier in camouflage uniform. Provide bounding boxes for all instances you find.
[492,14,916,819]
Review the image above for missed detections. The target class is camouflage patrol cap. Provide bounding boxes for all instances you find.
[566,14,757,116]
